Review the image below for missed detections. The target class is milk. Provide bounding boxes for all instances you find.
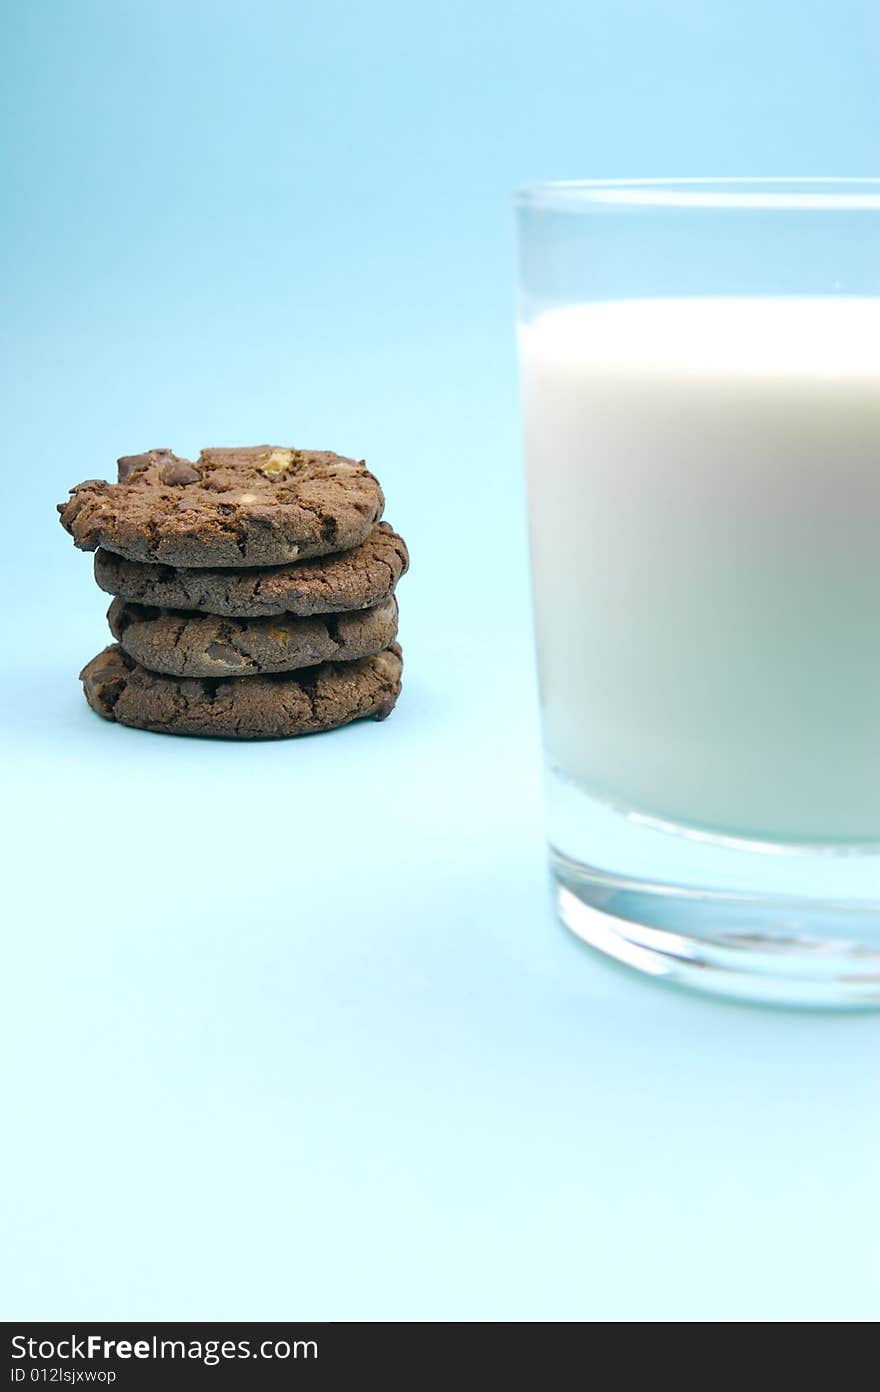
[520,298,880,844]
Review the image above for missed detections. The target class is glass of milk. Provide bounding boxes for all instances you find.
[515,179,880,1007]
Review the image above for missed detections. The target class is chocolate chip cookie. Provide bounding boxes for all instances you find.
[94,522,408,617]
[59,446,384,568]
[107,595,398,678]
[81,642,403,739]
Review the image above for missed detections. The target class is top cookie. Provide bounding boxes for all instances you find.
[58,446,384,568]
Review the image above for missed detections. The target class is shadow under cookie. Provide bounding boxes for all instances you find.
[108,596,398,677]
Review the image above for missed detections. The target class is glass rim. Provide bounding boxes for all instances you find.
[514,177,880,211]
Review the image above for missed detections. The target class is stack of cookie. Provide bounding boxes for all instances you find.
[58,446,407,739]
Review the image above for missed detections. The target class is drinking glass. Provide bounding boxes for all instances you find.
[515,178,880,1007]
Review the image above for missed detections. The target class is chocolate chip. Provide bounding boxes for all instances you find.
[117,449,177,482]
[206,641,239,662]
[117,453,153,481]
[159,461,202,486]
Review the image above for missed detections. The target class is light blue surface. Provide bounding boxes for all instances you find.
[2,0,879,1321]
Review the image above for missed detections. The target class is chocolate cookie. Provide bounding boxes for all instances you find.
[81,643,403,739]
[107,595,399,678]
[94,522,409,618]
[59,446,384,568]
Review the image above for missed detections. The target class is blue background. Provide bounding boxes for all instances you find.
[2,0,880,1321]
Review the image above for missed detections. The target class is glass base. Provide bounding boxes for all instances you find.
[548,768,880,1009]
